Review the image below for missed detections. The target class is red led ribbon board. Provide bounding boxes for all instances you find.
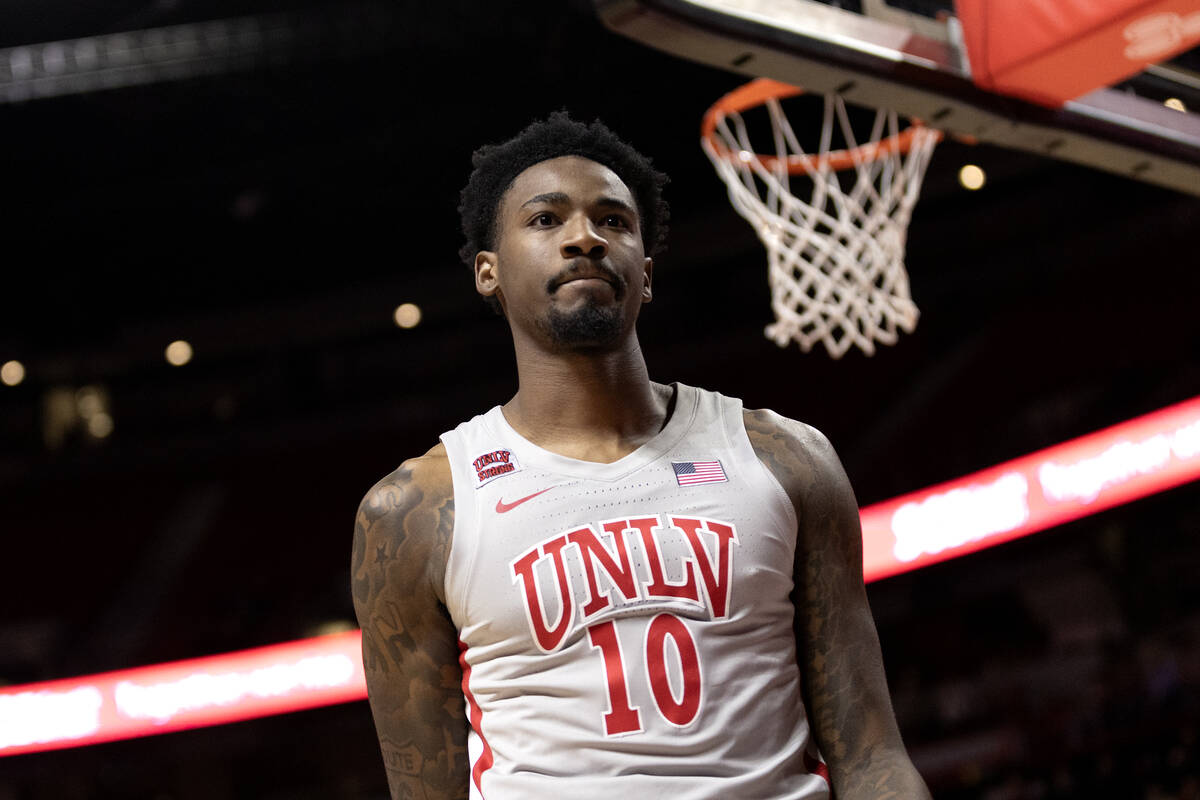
[954,0,1200,106]
[860,395,1200,581]
[3,396,1199,756]
[0,631,365,757]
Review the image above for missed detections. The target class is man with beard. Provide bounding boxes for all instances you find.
[351,113,929,800]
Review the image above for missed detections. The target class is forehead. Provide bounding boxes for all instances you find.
[502,156,635,211]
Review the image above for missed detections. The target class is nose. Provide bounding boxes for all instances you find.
[559,214,608,260]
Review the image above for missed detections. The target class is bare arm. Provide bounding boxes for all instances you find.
[745,409,930,800]
[350,444,468,800]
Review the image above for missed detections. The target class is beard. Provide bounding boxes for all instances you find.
[538,259,630,349]
[540,298,625,349]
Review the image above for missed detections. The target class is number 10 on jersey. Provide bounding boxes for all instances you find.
[588,613,702,735]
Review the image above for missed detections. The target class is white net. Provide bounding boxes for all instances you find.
[703,90,941,358]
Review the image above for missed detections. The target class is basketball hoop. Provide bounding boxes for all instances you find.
[702,78,942,358]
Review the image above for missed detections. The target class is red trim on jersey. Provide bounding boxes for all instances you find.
[458,639,494,796]
[803,750,830,783]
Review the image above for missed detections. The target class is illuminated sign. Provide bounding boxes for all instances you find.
[0,632,364,757]
[860,395,1200,581]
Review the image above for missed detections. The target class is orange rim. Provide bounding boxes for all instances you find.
[701,78,942,174]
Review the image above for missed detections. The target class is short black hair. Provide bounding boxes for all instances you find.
[458,111,669,312]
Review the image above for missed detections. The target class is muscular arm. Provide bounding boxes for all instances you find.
[745,409,930,800]
[350,444,468,800]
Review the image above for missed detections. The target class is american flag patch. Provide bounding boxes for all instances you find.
[672,460,727,486]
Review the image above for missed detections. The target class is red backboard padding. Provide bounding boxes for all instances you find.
[954,0,1200,106]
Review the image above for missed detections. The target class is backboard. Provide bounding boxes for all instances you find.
[593,0,1200,197]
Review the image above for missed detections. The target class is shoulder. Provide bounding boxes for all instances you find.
[742,407,843,498]
[353,442,455,606]
[742,408,861,542]
[359,442,452,512]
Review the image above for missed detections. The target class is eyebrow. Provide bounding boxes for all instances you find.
[519,193,637,215]
[595,196,637,215]
[520,192,570,208]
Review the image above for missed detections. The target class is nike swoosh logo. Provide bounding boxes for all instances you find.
[496,486,555,513]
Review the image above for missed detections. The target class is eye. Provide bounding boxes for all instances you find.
[600,214,630,228]
[529,212,557,226]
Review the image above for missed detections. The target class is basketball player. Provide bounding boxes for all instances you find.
[351,113,930,799]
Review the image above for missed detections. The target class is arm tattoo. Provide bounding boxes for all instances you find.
[745,410,930,800]
[351,455,469,800]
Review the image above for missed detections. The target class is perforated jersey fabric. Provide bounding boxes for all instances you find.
[439,383,830,799]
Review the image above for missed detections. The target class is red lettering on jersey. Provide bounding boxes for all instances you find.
[472,450,511,471]
[512,514,739,649]
[587,620,644,736]
[511,536,575,652]
[478,463,515,481]
[629,516,699,603]
[645,613,702,726]
[569,522,641,618]
[672,516,738,619]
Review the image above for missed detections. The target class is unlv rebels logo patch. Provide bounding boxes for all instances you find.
[471,448,521,488]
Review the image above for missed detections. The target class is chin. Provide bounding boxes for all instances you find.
[541,302,626,349]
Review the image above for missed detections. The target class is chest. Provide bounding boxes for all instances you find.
[448,459,797,653]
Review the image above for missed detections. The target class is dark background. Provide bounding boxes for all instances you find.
[1,1,1198,797]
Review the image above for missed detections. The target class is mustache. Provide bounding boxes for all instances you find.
[546,260,628,297]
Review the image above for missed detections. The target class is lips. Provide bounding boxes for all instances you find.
[558,274,613,287]
[547,260,627,298]
[551,268,619,292]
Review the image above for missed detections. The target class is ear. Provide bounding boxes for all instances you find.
[641,257,653,303]
[475,251,500,298]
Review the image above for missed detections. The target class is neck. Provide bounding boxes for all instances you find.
[503,330,669,462]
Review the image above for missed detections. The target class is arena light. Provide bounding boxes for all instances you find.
[393,303,422,329]
[0,632,364,757]
[958,164,986,190]
[86,412,115,439]
[1,360,25,386]
[165,340,193,366]
[3,396,1199,756]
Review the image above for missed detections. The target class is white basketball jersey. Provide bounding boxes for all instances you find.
[439,383,830,799]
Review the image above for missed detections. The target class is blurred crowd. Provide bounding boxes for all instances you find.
[879,506,1200,799]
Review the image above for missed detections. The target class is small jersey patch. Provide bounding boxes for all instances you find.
[471,448,522,488]
[672,460,728,486]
